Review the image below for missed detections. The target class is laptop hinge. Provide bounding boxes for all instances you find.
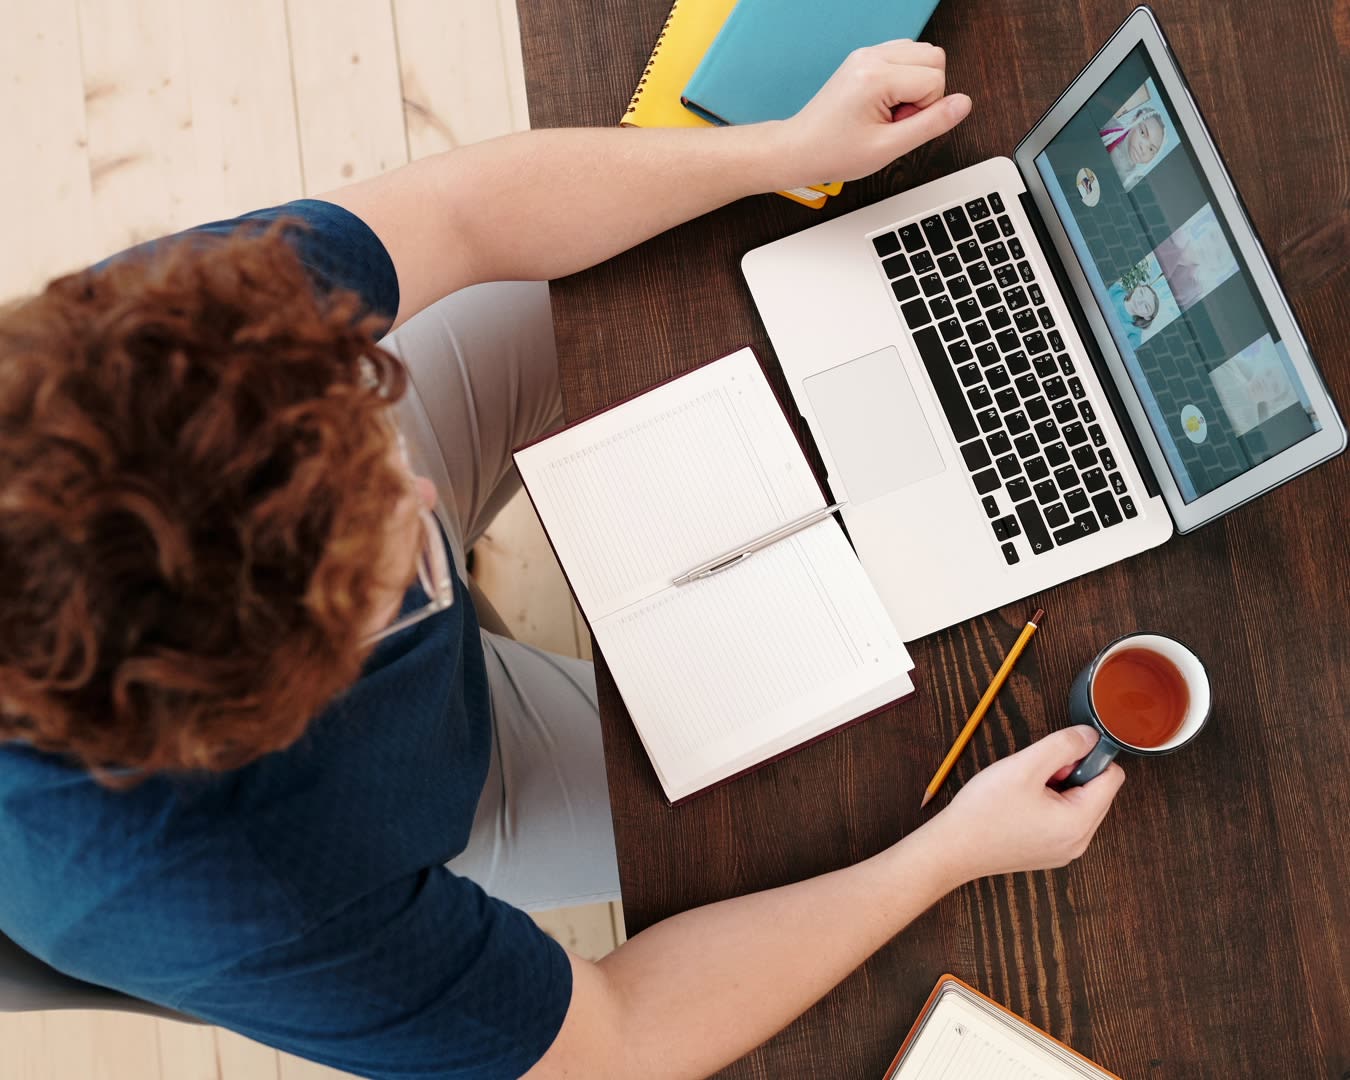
[1018,191,1162,499]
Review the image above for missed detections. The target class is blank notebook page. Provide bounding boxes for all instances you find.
[515,348,912,801]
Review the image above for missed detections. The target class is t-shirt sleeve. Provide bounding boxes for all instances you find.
[175,866,573,1080]
[96,199,401,336]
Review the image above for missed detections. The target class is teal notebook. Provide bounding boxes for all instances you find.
[681,0,942,126]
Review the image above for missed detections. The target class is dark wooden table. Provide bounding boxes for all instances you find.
[517,2,1350,1076]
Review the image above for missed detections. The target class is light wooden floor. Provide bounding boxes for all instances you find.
[0,0,622,1075]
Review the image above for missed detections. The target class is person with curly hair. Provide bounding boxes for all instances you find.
[0,43,1123,1080]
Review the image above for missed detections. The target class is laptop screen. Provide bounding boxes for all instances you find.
[1032,44,1323,503]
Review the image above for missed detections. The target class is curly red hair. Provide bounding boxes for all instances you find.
[0,225,409,779]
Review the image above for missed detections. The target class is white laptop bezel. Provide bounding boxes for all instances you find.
[1012,6,1345,534]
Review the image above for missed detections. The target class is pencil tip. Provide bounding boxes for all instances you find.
[1031,608,1045,626]
[919,790,933,809]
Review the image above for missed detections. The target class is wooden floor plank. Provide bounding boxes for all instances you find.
[154,1018,221,1080]
[214,1028,281,1080]
[532,903,619,960]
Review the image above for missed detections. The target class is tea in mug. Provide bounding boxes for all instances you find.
[1091,647,1189,748]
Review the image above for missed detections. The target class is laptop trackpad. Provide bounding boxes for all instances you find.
[803,347,945,505]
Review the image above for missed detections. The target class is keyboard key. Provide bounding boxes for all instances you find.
[1053,400,1078,424]
[977,407,1001,433]
[996,454,1021,480]
[1007,351,1031,376]
[996,328,1020,353]
[1028,283,1045,305]
[1006,411,1030,435]
[912,250,936,274]
[1064,421,1087,446]
[1101,449,1117,470]
[1069,376,1085,398]
[968,261,993,285]
[1014,433,1038,458]
[998,214,1015,237]
[882,252,910,278]
[975,220,1000,244]
[958,297,982,322]
[1120,495,1138,518]
[1033,353,1057,378]
[987,432,1012,457]
[1065,488,1090,513]
[912,326,975,441]
[988,306,1012,331]
[962,441,992,471]
[939,317,963,342]
[1045,441,1069,466]
[1045,503,1069,528]
[986,241,1010,265]
[1110,471,1127,496]
[938,253,962,277]
[1079,401,1096,423]
[1025,395,1049,421]
[957,362,981,387]
[1074,512,1100,537]
[988,192,1005,213]
[949,340,973,365]
[1034,419,1058,444]
[1093,491,1123,528]
[1018,260,1035,283]
[931,296,955,320]
[873,231,902,256]
[1014,309,1039,334]
[992,515,1017,541]
[901,297,930,328]
[958,238,982,264]
[1090,424,1106,448]
[921,273,943,297]
[969,321,991,344]
[921,215,953,254]
[987,365,1010,389]
[1015,373,1038,398]
[976,343,1000,368]
[1053,522,1084,547]
[1083,468,1107,493]
[1038,307,1055,330]
[974,468,1001,494]
[1005,286,1029,310]
[1025,456,1049,482]
[899,224,924,252]
[1024,331,1049,355]
[1014,499,1053,554]
[1001,542,1020,565]
[1044,375,1068,400]
[1072,444,1097,470]
[1054,464,1078,491]
[1007,477,1031,503]
[892,276,919,302]
[966,197,990,220]
[1034,479,1058,505]
[969,385,992,410]
[1009,237,1025,260]
[950,275,972,299]
[943,205,973,240]
[996,387,1019,412]
[982,494,999,518]
[1057,352,1074,374]
[1050,330,1066,353]
[977,283,1002,308]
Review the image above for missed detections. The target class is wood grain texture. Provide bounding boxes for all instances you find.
[517,0,1350,1076]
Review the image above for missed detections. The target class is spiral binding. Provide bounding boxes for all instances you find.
[623,0,682,118]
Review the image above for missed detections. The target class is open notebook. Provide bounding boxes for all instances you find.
[514,348,913,803]
[886,976,1122,1079]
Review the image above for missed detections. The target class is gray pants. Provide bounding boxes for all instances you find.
[381,282,620,912]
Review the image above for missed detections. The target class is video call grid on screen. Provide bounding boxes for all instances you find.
[1034,45,1321,503]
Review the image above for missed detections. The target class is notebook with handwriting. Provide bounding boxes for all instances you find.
[513,348,914,803]
[886,976,1122,1079]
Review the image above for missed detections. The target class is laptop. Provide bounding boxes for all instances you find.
[742,6,1344,641]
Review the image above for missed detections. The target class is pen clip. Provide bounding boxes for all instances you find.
[690,550,754,582]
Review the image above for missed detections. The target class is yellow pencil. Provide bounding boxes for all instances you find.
[920,608,1045,809]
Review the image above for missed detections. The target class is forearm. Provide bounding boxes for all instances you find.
[577,824,965,1079]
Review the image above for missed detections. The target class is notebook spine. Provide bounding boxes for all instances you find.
[622,0,681,120]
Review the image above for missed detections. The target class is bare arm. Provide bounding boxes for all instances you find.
[527,728,1125,1079]
[321,41,970,328]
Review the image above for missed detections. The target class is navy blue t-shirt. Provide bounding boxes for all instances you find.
[0,201,572,1079]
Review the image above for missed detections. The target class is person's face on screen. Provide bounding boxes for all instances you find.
[1125,284,1159,324]
[1127,112,1165,165]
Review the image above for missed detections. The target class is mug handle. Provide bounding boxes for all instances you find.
[1058,734,1120,789]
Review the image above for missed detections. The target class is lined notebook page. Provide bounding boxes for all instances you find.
[891,987,1112,1080]
[515,348,913,802]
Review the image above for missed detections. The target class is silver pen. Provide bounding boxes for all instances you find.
[671,502,846,587]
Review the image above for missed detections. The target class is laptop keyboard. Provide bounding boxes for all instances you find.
[870,192,1138,566]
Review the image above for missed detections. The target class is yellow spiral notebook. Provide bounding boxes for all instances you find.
[620,0,842,209]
